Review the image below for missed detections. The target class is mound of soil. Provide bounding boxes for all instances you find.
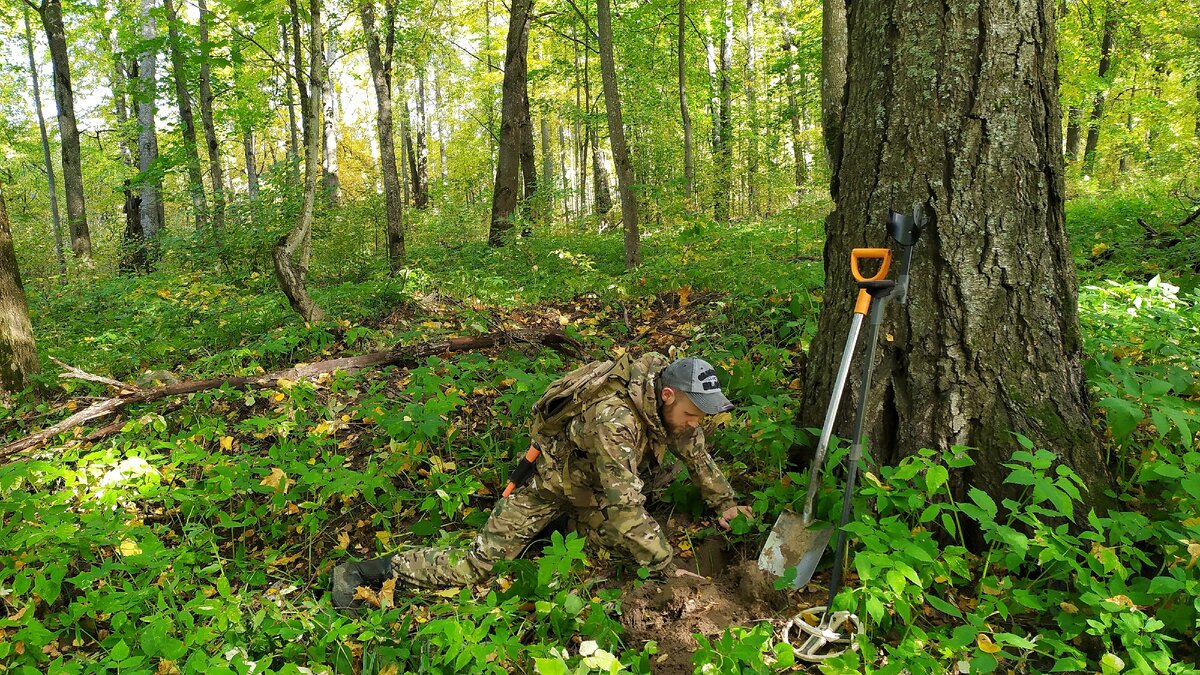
[620,557,815,674]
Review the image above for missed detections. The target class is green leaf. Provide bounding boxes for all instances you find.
[968,487,998,521]
[925,593,963,618]
[533,657,568,675]
[1097,397,1143,441]
[1147,576,1183,595]
[925,465,949,494]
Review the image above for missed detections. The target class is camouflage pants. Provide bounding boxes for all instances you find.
[389,473,670,590]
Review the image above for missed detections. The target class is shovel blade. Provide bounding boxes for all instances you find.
[757,510,834,589]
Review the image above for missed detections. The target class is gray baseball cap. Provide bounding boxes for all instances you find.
[660,357,734,415]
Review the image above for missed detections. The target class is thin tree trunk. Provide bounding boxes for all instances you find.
[488,0,533,245]
[595,0,640,267]
[322,33,341,203]
[591,126,612,219]
[0,185,39,396]
[678,0,694,202]
[137,0,163,247]
[25,4,65,276]
[540,115,554,200]
[1195,85,1200,139]
[281,16,300,179]
[289,0,311,153]
[164,0,208,233]
[1083,11,1116,173]
[434,66,448,183]
[273,0,325,323]
[558,123,569,222]
[412,66,429,207]
[744,0,759,216]
[40,0,91,260]
[800,0,1109,514]
[1065,105,1082,162]
[713,0,733,224]
[402,88,420,207]
[113,42,146,273]
[360,0,405,269]
[243,131,258,198]
[519,74,538,202]
[780,4,806,192]
[198,0,225,230]
[574,25,585,220]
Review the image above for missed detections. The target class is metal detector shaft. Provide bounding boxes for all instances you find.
[826,286,893,609]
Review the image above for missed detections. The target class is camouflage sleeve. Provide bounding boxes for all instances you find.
[575,398,673,572]
[673,428,738,514]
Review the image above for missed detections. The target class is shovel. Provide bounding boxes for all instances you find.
[758,247,893,588]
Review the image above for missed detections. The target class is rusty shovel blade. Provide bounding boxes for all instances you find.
[757,509,833,589]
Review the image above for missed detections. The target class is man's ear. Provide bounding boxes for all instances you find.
[660,386,676,405]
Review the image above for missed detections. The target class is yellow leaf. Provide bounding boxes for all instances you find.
[260,467,290,493]
[376,531,392,547]
[353,586,380,608]
[378,666,399,675]
[273,392,285,402]
[678,286,692,308]
[119,539,142,556]
[337,531,351,551]
[267,553,302,568]
[433,587,461,598]
[219,436,234,451]
[276,379,295,390]
[1105,594,1135,608]
[1181,518,1200,527]
[678,540,692,551]
[1060,602,1079,614]
[429,456,456,473]
[497,577,513,592]
[66,400,78,411]
[379,578,396,609]
[1092,243,1109,257]
[976,633,1001,654]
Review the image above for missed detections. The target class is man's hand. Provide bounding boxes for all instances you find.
[717,504,754,530]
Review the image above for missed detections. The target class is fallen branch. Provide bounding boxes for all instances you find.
[3,329,579,461]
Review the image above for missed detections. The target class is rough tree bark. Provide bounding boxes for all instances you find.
[487,0,534,246]
[164,0,209,232]
[0,185,39,396]
[678,0,694,201]
[137,0,163,246]
[24,3,65,275]
[198,0,225,230]
[273,0,325,323]
[595,0,641,267]
[1083,10,1116,173]
[799,0,1111,511]
[519,77,538,203]
[360,0,406,269]
[39,0,91,260]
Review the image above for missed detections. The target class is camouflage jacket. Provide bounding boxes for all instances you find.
[532,352,739,570]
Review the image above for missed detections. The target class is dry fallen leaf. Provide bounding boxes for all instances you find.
[379,578,396,609]
[260,467,290,493]
[353,586,380,608]
[976,633,1001,654]
[336,531,351,551]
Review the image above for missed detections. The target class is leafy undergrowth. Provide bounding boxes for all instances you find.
[2,201,1200,674]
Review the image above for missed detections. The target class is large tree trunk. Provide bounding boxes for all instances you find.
[595,0,640,268]
[678,0,694,202]
[25,4,65,275]
[713,0,733,224]
[273,0,325,323]
[412,66,430,208]
[800,0,1110,512]
[322,33,341,203]
[487,0,533,246]
[360,0,405,269]
[0,185,38,396]
[164,0,208,233]
[821,0,848,194]
[519,82,538,202]
[198,0,225,230]
[1082,11,1116,173]
[137,0,163,246]
[40,0,91,260]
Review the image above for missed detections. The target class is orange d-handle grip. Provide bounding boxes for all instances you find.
[850,248,892,282]
[851,248,893,315]
[501,446,542,498]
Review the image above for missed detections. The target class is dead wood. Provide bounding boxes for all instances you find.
[2,329,579,462]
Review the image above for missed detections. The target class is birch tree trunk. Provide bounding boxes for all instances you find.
[322,33,341,203]
[360,0,406,269]
[273,0,325,322]
[412,66,430,208]
[487,0,533,246]
[40,0,91,260]
[0,185,39,396]
[137,0,163,246]
[595,0,641,268]
[243,131,258,198]
[198,0,225,229]
[800,0,1110,511]
[24,4,65,275]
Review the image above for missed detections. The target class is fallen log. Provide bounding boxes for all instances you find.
[2,329,579,461]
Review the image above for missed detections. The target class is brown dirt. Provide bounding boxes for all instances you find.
[619,557,817,674]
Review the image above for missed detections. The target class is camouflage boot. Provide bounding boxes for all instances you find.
[331,557,393,610]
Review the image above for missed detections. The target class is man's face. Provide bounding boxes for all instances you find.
[660,387,706,436]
